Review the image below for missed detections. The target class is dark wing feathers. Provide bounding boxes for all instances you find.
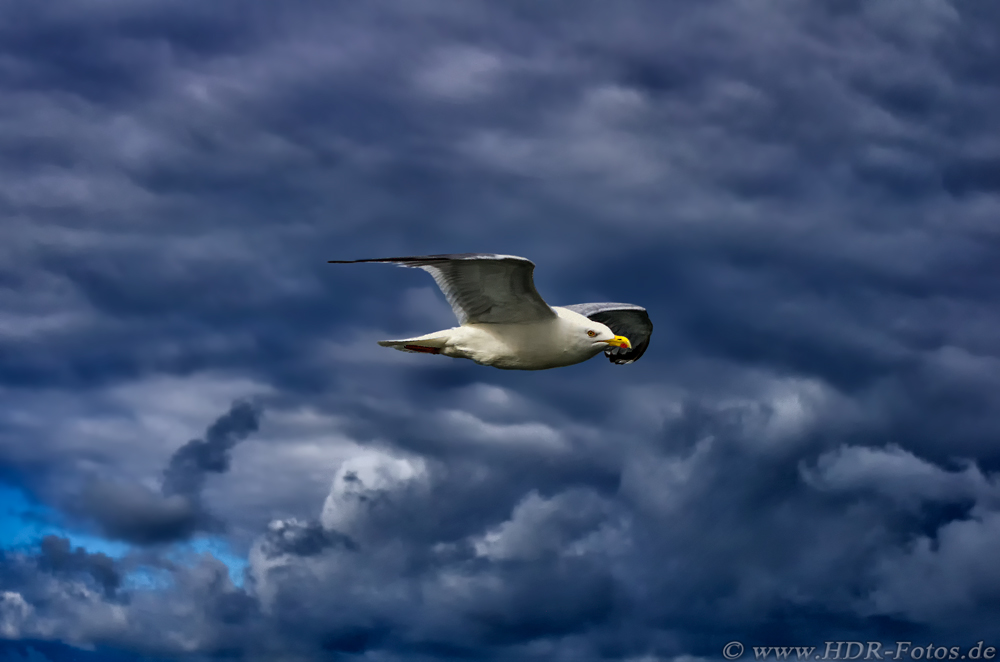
[328,253,555,324]
[562,302,653,364]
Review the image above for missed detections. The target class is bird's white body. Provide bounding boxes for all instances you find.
[385,307,609,370]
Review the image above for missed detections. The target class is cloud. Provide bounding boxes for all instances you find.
[868,512,1000,627]
[36,536,121,597]
[472,489,611,561]
[414,46,507,100]
[78,399,262,545]
[257,518,355,559]
[319,450,428,539]
[78,481,198,545]
[161,399,262,498]
[0,592,33,640]
[801,443,998,509]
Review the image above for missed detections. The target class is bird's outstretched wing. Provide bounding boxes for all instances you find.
[562,302,653,364]
[329,253,556,325]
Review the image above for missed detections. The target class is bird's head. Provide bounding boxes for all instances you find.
[582,322,631,351]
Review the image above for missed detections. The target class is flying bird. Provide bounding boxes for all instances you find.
[328,253,652,370]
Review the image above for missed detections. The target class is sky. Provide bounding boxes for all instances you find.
[1,0,1000,660]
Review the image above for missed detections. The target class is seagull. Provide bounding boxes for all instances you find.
[328,253,653,370]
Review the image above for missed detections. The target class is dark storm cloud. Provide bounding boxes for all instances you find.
[78,400,261,545]
[162,399,262,498]
[36,536,121,597]
[78,481,199,545]
[2,0,1000,660]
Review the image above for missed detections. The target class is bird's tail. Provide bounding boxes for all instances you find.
[377,331,450,355]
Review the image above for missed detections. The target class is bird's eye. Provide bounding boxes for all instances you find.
[587,330,597,337]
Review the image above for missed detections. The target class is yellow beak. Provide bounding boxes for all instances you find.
[604,335,631,349]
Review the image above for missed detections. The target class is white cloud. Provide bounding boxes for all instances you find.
[801,444,997,509]
[320,449,428,535]
[0,591,33,639]
[472,489,608,561]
